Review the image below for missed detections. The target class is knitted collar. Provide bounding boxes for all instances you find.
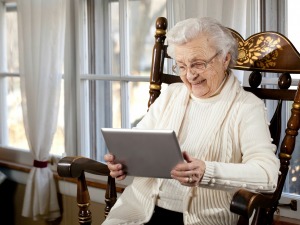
[155,73,241,159]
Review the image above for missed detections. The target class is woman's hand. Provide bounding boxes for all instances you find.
[171,151,206,187]
[104,153,127,181]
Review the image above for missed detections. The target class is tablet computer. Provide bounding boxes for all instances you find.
[101,128,184,178]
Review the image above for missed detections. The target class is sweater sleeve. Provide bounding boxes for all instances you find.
[200,96,280,193]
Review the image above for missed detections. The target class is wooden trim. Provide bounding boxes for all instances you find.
[0,159,125,193]
[0,159,31,173]
[274,215,300,225]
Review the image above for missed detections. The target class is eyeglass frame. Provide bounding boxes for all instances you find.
[172,50,222,76]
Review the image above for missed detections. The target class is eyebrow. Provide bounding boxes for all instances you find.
[176,57,207,64]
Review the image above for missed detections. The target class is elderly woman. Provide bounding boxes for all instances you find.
[103,17,280,225]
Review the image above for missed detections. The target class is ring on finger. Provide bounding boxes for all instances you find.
[188,176,192,183]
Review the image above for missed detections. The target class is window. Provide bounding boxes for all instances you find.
[0,2,65,156]
[283,0,300,196]
[79,0,167,161]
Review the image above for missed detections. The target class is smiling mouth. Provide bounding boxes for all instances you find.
[192,79,206,85]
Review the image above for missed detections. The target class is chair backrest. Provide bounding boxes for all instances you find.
[57,17,300,225]
[149,17,300,225]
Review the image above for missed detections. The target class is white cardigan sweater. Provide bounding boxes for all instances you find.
[102,74,280,225]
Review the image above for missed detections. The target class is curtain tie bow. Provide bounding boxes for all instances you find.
[33,160,48,168]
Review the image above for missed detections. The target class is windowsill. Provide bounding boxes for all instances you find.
[0,146,132,187]
[0,158,126,193]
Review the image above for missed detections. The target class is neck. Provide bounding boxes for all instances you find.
[209,71,229,98]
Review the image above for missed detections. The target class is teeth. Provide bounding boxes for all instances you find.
[194,80,205,85]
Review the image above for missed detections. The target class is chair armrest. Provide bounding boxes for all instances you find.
[57,156,110,178]
[57,156,117,222]
[230,189,273,219]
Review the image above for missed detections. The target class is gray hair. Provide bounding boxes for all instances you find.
[166,17,238,67]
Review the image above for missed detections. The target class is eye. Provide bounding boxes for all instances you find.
[178,65,186,70]
[177,65,187,73]
[192,62,206,70]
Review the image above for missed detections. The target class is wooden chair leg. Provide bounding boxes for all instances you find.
[250,208,275,225]
[105,176,117,217]
[237,216,249,225]
[77,172,92,225]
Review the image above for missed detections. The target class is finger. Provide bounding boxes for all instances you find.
[171,171,196,183]
[110,167,125,179]
[104,153,115,163]
[172,161,196,173]
[116,174,127,181]
[171,174,190,184]
[171,167,195,179]
[183,151,193,163]
[107,162,122,171]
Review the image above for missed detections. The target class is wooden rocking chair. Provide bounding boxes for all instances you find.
[57,17,300,225]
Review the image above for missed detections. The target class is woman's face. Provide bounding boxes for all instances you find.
[174,35,231,98]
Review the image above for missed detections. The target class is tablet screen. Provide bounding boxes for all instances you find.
[101,128,184,178]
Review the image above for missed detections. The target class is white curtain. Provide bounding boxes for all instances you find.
[173,0,251,35]
[17,0,66,221]
[172,0,255,83]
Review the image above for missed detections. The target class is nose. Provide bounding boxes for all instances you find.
[186,68,198,81]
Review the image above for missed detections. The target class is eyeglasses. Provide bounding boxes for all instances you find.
[172,51,221,76]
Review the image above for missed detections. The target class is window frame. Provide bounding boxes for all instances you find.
[78,0,167,161]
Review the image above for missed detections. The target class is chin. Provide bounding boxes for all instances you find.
[192,89,207,98]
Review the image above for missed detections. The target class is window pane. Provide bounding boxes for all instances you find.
[112,81,121,127]
[128,0,166,76]
[287,0,300,51]
[129,82,149,127]
[93,80,121,129]
[6,8,19,73]
[50,80,64,156]
[7,77,28,149]
[110,2,120,74]
[283,101,300,195]
[85,80,121,161]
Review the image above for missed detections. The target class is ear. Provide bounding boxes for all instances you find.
[223,53,231,69]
